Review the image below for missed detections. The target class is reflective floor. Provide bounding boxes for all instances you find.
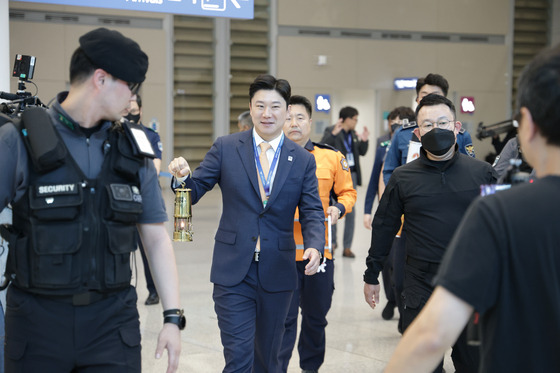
[138,185,454,372]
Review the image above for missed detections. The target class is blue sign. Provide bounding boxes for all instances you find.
[11,0,254,19]
[315,94,331,113]
[393,77,418,91]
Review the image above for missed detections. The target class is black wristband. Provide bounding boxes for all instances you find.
[163,309,183,317]
[163,308,186,330]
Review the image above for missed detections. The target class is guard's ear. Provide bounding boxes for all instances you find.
[93,69,108,90]
[454,121,462,135]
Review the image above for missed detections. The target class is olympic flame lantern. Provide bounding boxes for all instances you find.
[173,186,193,242]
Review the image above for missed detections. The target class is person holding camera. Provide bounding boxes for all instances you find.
[0,28,182,372]
[363,94,497,373]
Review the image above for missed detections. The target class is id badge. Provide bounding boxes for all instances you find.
[406,140,421,164]
[346,152,355,167]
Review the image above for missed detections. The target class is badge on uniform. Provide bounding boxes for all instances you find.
[340,158,350,171]
[122,121,156,158]
[465,143,475,157]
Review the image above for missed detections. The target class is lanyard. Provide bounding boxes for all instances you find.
[343,132,353,153]
[253,135,284,199]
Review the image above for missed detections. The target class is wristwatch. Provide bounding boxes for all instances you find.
[163,309,186,330]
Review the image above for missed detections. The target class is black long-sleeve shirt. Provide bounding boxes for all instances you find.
[364,146,498,284]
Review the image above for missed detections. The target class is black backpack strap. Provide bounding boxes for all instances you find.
[19,107,67,173]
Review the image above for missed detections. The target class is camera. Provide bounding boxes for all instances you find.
[475,118,516,140]
[0,54,45,116]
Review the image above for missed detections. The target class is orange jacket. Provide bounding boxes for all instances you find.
[294,141,357,260]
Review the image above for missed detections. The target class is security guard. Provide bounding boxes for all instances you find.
[279,95,356,373]
[382,73,475,185]
[364,94,497,373]
[0,28,182,372]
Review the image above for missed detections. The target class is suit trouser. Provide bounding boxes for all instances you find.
[213,261,293,373]
[5,286,141,373]
[332,171,358,250]
[402,260,479,373]
[279,259,334,371]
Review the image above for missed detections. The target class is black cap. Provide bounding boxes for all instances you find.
[79,27,148,83]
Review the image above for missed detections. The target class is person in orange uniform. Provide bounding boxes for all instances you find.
[279,95,356,373]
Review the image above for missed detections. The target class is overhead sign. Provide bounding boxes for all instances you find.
[11,0,254,19]
[393,77,418,90]
[461,96,475,114]
[315,94,331,113]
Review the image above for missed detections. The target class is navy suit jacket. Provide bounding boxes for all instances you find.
[184,130,325,292]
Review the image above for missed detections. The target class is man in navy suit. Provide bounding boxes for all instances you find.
[168,74,325,373]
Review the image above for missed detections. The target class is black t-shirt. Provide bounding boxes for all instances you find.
[364,149,497,284]
[436,176,560,373]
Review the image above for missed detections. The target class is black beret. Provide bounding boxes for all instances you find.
[79,27,148,83]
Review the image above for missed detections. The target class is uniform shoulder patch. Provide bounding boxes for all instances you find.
[340,157,350,171]
[459,127,466,134]
[464,143,475,157]
[402,120,417,129]
[313,141,338,152]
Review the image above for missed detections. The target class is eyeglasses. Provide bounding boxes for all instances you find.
[419,119,454,131]
[127,82,142,95]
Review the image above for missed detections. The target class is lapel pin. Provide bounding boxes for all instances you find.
[288,156,293,162]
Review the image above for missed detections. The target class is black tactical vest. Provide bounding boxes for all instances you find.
[7,114,145,296]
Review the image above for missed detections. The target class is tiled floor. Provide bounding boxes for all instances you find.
[138,186,454,372]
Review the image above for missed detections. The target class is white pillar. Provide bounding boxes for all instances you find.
[0,0,11,93]
[213,17,231,140]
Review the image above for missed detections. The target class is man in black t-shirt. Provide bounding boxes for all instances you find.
[384,43,560,373]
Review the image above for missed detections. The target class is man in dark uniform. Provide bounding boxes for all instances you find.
[279,95,356,373]
[384,42,560,373]
[321,106,369,258]
[0,28,182,372]
[124,94,163,306]
[363,94,497,373]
